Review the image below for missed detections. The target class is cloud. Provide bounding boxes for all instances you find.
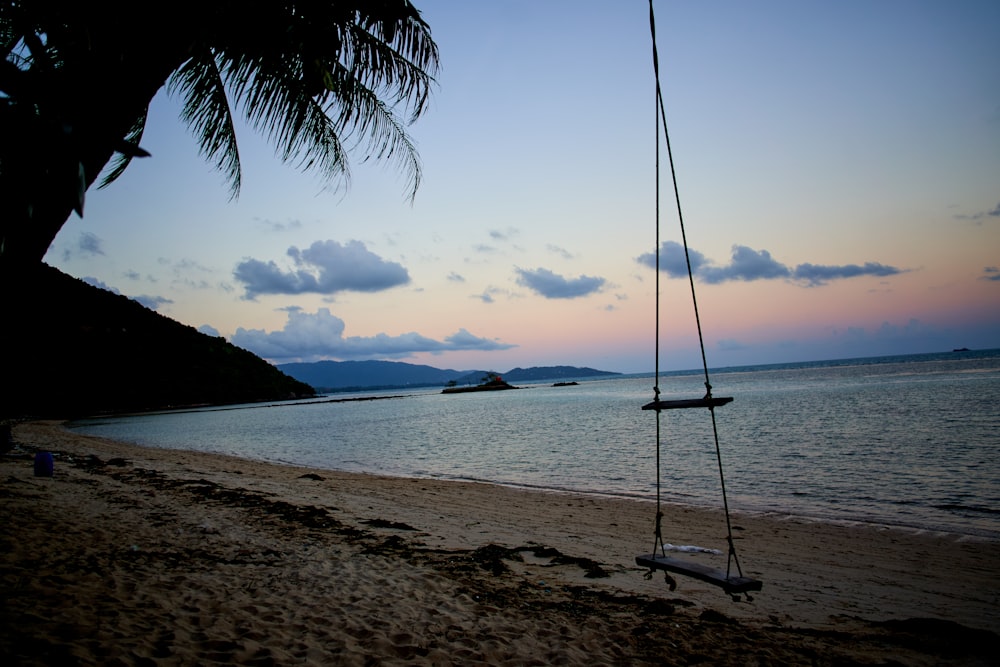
[256,216,303,232]
[792,261,902,286]
[234,240,409,299]
[954,201,1000,224]
[132,294,173,310]
[447,272,465,283]
[63,232,105,261]
[198,324,221,337]
[982,266,1000,282]
[172,258,213,274]
[546,244,574,260]
[637,242,903,286]
[444,328,513,350]
[231,308,516,363]
[489,227,519,241]
[701,246,790,284]
[514,267,606,299]
[81,276,170,310]
[474,286,510,304]
[82,276,119,293]
[78,232,104,255]
[636,241,707,278]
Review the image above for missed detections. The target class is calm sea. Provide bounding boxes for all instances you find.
[70,350,1000,540]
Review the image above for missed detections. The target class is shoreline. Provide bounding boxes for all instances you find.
[3,420,998,664]
[67,418,1000,545]
[64,382,1000,545]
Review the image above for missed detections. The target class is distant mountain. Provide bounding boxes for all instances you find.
[276,360,619,391]
[2,264,315,418]
[276,360,472,391]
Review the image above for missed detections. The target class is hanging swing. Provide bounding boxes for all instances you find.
[636,0,762,601]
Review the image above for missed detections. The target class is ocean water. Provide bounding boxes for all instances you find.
[69,350,1000,539]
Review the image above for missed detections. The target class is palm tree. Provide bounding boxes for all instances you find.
[0,0,439,276]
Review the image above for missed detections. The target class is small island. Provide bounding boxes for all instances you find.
[442,373,518,394]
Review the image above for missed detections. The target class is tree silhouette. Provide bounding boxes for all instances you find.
[0,0,439,277]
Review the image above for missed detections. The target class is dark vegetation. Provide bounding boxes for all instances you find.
[0,1,438,274]
[2,264,314,418]
[0,2,436,420]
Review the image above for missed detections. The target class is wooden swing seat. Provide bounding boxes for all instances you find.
[641,396,733,411]
[636,553,762,595]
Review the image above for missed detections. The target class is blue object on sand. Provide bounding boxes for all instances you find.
[33,451,54,477]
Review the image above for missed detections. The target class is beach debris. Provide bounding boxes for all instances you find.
[513,545,611,579]
[641,598,677,616]
[699,609,737,625]
[361,518,417,531]
[361,534,412,556]
[298,473,325,481]
[471,544,515,576]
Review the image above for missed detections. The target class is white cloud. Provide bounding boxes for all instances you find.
[637,242,903,286]
[231,308,516,363]
[234,240,409,299]
[514,267,605,299]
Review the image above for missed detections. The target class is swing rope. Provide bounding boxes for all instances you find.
[648,0,746,581]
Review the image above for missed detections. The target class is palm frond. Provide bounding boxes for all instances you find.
[167,50,241,198]
[97,111,148,189]
[222,51,350,190]
[347,7,438,123]
[215,1,438,200]
[325,69,422,193]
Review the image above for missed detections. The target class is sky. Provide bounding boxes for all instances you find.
[47,0,1000,374]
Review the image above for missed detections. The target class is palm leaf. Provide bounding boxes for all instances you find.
[223,50,350,190]
[97,111,149,189]
[213,1,438,200]
[168,50,242,199]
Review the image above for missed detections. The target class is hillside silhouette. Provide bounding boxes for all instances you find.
[2,265,314,417]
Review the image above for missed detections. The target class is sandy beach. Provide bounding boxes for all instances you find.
[2,421,997,665]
